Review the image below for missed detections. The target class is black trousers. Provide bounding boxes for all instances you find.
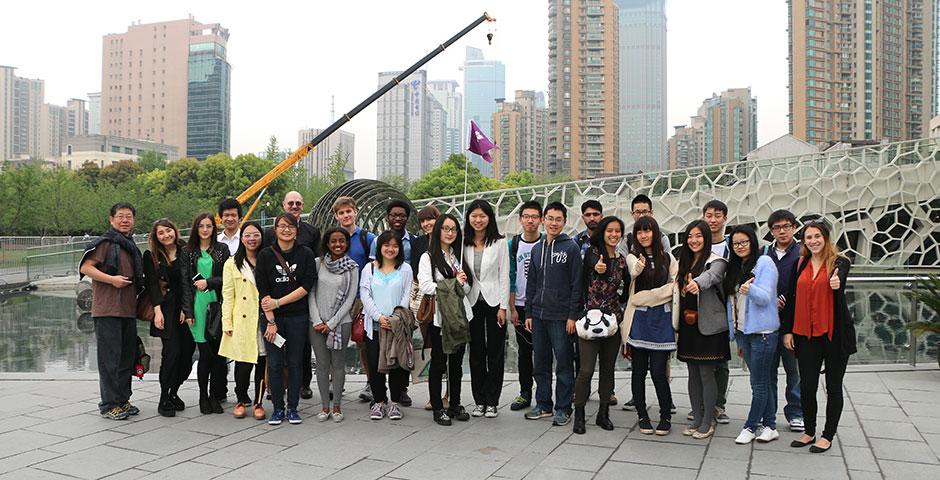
[514,306,533,399]
[95,316,138,413]
[630,347,672,422]
[365,329,409,404]
[574,335,620,407]
[234,356,267,405]
[795,335,848,441]
[303,336,312,390]
[158,315,195,398]
[196,335,227,399]
[469,301,506,407]
[428,324,465,412]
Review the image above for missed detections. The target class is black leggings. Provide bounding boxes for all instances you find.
[630,347,672,422]
[469,301,506,407]
[158,313,195,397]
[795,335,848,441]
[428,324,465,412]
[197,337,226,398]
[234,356,267,405]
[574,335,620,407]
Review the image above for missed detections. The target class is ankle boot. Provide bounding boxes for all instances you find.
[596,402,614,431]
[573,406,586,434]
[157,391,176,417]
[199,393,212,415]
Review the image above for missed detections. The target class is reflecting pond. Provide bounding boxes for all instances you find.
[0,283,936,374]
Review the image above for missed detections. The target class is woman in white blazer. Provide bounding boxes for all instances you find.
[463,200,511,418]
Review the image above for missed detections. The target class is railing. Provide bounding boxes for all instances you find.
[414,137,940,270]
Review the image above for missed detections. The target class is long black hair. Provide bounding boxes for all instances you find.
[589,216,625,265]
[723,224,761,297]
[320,227,351,259]
[187,212,218,253]
[429,214,472,285]
[677,220,712,292]
[374,230,405,269]
[632,215,669,285]
[463,199,504,247]
[233,221,263,270]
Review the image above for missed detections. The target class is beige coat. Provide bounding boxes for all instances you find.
[619,252,680,346]
[219,257,261,363]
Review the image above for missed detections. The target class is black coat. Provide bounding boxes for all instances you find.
[143,249,194,338]
[782,255,856,358]
[185,243,230,298]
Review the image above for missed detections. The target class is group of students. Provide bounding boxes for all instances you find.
[81,191,855,453]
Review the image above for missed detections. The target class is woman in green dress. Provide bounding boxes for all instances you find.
[187,213,231,414]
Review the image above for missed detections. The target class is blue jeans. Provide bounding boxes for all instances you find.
[736,331,778,430]
[265,314,308,411]
[773,336,802,422]
[532,317,574,415]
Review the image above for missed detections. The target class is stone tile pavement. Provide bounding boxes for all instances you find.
[0,366,938,479]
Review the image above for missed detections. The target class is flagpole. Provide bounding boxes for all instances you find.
[459,123,471,269]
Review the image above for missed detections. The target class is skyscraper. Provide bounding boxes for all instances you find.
[427,95,448,170]
[789,0,937,144]
[376,70,430,182]
[298,128,355,180]
[101,18,230,160]
[667,88,757,168]
[491,90,549,180]
[462,46,505,176]
[66,98,88,138]
[427,80,463,163]
[87,92,101,135]
[548,0,620,179]
[616,0,666,173]
[0,66,45,161]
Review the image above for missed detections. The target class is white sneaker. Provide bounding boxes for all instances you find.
[756,427,780,443]
[316,410,331,422]
[735,427,758,445]
[484,406,498,418]
[471,405,486,417]
[789,418,805,432]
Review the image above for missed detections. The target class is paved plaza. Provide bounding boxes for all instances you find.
[0,366,938,479]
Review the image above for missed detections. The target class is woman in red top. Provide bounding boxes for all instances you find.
[781,220,855,453]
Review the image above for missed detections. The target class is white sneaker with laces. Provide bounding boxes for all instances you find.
[756,427,780,443]
[789,418,805,432]
[735,427,759,445]
[471,405,486,417]
[484,406,498,418]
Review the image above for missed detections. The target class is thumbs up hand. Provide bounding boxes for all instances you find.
[739,277,754,295]
[595,256,607,274]
[829,269,841,290]
[685,273,700,295]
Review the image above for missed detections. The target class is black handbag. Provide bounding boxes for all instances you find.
[206,301,222,341]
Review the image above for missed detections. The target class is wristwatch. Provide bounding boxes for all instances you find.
[267,319,276,326]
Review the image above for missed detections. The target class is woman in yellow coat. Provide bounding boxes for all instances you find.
[219,221,267,420]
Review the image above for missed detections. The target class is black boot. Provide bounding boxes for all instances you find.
[573,406,586,434]
[199,393,212,415]
[157,391,176,417]
[596,402,614,431]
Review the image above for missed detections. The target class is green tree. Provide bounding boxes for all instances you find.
[77,161,100,187]
[138,150,167,171]
[0,165,44,234]
[263,135,283,163]
[99,160,144,186]
[382,174,411,195]
[165,158,201,193]
[409,153,499,199]
[326,145,350,187]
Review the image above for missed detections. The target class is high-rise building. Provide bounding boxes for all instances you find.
[789,0,937,144]
[462,47,505,177]
[667,88,757,168]
[427,80,463,163]
[491,90,549,180]
[427,95,448,170]
[376,70,430,182]
[548,0,620,179]
[66,98,88,138]
[297,128,355,180]
[87,92,101,135]
[616,0,666,173]
[40,104,65,160]
[101,18,230,160]
[11,74,44,159]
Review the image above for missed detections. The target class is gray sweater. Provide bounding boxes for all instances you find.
[308,258,359,330]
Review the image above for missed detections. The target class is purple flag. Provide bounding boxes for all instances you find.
[467,120,497,163]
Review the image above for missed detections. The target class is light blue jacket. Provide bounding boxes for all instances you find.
[726,255,779,338]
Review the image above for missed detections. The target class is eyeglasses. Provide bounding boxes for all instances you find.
[521,214,541,220]
[276,224,297,231]
[286,201,303,207]
[732,240,750,248]
[388,213,409,220]
[198,224,214,230]
[441,226,459,234]
[632,209,652,216]
[770,223,794,232]
[544,216,565,223]
[242,233,262,239]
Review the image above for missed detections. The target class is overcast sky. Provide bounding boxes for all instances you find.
[1,0,789,179]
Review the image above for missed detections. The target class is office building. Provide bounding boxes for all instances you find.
[87,92,101,135]
[491,90,549,180]
[101,18,230,159]
[427,80,463,163]
[462,47,505,176]
[376,70,430,182]
[548,0,620,179]
[60,133,178,170]
[616,0,667,173]
[297,128,355,180]
[789,0,937,143]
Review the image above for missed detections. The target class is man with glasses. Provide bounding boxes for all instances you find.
[508,201,544,411]
[263,191,321,399]
[763,209,804,432]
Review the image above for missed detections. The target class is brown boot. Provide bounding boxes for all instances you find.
[233,402,246,419]
[253,403,266,420]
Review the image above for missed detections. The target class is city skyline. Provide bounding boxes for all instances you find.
[3,1,812,179]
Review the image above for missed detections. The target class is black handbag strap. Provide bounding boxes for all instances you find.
[271,247,298,286]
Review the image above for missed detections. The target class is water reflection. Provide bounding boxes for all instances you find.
[0,283,936,374]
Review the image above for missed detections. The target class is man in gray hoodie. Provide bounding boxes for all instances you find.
[524,202,584,426]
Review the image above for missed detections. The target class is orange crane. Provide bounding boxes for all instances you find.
[233,12,497,223]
